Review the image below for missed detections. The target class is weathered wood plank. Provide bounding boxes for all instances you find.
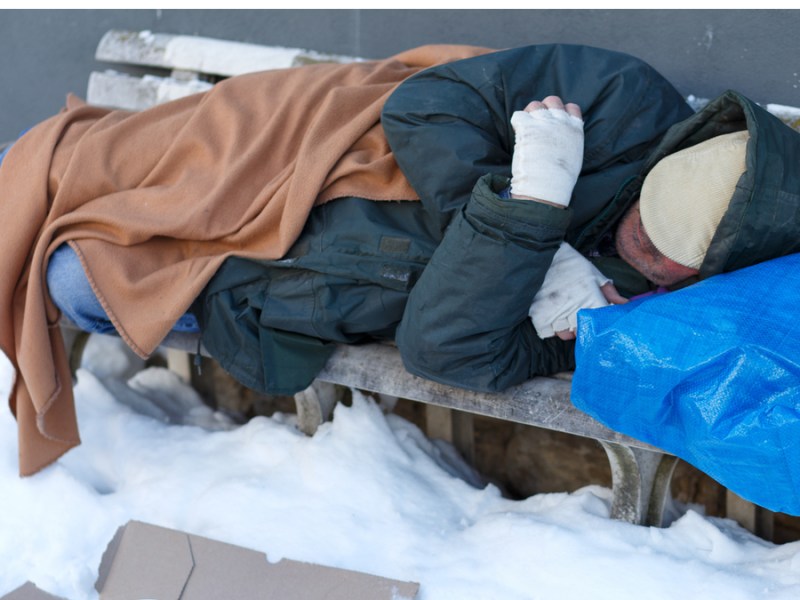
[95,29,361,77]
[146,332,663,455]
[425,405,456,442]
[726,490,775,539]
[314,343,666,453]
[87,71,213,110]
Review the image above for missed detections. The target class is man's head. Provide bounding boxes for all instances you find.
[615,200,699,286]
[615,130,749,287]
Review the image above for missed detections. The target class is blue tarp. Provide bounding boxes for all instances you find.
[572,253,800,515]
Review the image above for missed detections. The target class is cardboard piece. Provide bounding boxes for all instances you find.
[0,582,68,600]
[96,521,420,600]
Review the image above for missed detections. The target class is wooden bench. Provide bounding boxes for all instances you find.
[60,30,799,534]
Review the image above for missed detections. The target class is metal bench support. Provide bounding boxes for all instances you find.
[599,441,679,526]
[294,380,340,435]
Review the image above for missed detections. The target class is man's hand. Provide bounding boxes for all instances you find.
[529,242,628,340]
[510,96,584,207]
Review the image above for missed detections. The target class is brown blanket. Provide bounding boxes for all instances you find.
[0,44,492,475]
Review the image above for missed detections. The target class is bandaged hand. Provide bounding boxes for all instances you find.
[529,242,613,339]
[510,96,584,207]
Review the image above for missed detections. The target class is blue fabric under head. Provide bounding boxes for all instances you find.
[572,253,800,514]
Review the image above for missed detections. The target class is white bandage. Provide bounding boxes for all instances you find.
[510,108,584,207]
[529,242,611,338]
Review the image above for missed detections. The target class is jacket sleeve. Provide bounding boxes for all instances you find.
[381,43,694,238]
[385,44,692,392]
[395,174,576,392]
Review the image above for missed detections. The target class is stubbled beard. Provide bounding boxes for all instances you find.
[615,207,675,286]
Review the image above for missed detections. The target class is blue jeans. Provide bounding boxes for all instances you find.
[4,133,198,336]
[8,132,198,336]
[47,243,200,334]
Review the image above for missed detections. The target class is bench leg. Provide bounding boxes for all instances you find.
[294,380,339,435]
[599,441,679,527]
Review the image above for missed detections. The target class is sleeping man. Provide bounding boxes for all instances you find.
[2,43,798,474]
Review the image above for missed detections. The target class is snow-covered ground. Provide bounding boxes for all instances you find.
[1,336,799,599]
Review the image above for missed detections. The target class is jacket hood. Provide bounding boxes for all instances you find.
[639,90,800,279]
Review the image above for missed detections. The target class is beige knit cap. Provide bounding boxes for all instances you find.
[640,130,749,270]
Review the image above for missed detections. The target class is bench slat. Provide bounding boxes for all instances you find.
[87,71,213,110]
[95,30,360,78]
[315,343,666,453]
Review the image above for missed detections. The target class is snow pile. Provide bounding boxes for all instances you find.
[0,337,799,599]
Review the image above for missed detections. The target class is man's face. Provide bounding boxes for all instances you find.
[615,200,700,286]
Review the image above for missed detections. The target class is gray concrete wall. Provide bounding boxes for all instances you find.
[1,9,799,141]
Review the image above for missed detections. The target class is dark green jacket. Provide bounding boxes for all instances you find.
[196,44,699,395]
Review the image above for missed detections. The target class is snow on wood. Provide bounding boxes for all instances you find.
[95,29,361,78]
[87,70,213,110]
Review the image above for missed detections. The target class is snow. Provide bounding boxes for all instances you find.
[1,336,800,599]
[162,34,361,77]
[767,103,800,121]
